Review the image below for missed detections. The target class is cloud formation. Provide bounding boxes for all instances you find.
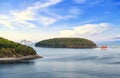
[60,23,110,37]
[111,35,120,41]
[0,15,13,29]
[0,0,62,29]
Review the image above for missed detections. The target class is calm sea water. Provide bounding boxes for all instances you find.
[0,44,120,78]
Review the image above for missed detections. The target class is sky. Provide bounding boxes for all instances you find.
[0,0,120,42]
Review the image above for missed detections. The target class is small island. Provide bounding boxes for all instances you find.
[0,37,42,62]
[35,38,97,48]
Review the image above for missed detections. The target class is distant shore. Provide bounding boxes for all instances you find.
[0,55,43,62]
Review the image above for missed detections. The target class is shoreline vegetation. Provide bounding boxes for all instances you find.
[0,37,42,62]
[35,38,97,48]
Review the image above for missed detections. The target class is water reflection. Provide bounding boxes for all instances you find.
[0,60,34,65]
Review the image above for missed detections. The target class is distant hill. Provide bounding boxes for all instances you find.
[98,37,120,44]
[110,40,120,43]
[35,38,97,48]
[0,37,38,58]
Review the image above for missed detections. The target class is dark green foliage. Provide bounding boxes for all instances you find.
[35,38,97,48]
[0,37,36,58]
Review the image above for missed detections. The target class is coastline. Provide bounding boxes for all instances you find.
[0,55,43,62]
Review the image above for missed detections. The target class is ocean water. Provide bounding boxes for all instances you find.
[0,44,120,78]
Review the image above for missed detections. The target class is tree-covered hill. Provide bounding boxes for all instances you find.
[35,38,97,48]
[0,37,37,58]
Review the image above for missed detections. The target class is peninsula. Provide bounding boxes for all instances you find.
[0,37,42,62]
[35,38,97,48]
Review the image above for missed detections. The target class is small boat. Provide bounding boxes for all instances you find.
[101,45,107,50]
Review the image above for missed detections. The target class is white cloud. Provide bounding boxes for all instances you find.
[37,0,62,8]
[59,23,110,37]
[11,0,62,21]
[0,0,62,29]
[0,15,13,29]
[68,7,82,16]
[38,16,57,26]
[112,35,120,39]
[0,0,82,29]
[60,30,76,36]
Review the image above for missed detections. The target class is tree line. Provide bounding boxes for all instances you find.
[35,38,97,48]
[0,37,36,58]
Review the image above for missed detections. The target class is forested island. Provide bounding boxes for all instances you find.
[35,38,97,48]
[0,37,41,62]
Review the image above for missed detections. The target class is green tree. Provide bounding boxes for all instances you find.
[0,37,37,58]
[35,38,97,48]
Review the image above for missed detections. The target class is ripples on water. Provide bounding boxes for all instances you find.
[0,44,120,78]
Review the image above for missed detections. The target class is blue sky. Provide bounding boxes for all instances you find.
[0,0,120,42]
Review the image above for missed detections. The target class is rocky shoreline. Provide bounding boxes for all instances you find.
[0,55,43,63]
